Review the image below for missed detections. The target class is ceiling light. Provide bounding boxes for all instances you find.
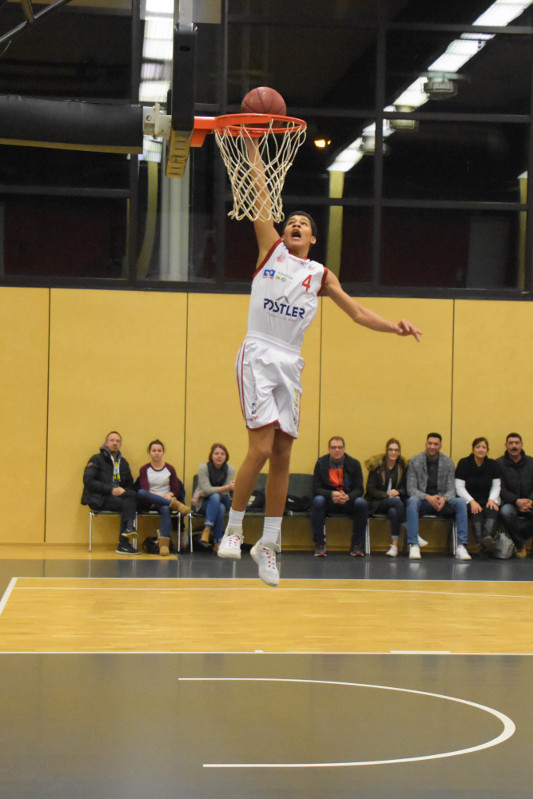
[423,75,458,99]
[139,80,171,102]
[357,133,389,155]
[328,0,533,173]
[474,0,533,27]
[389,105,419,132]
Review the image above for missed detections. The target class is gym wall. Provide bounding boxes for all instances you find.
[0,287,529,545]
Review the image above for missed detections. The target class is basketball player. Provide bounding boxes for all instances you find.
[218,145,422,587]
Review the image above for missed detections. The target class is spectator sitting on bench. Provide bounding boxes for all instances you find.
[137,439,190,557]
[81,431,138,555]
[192,443,235,552]
[496,432,533,558]
[311,436,368,558]
[455,436,500,558]
[406,432,470,561]
[365,438,408,558]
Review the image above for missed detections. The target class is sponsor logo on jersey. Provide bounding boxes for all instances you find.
[263,295,305,319]
[262,268,289,283]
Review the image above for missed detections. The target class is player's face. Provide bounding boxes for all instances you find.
[211,447,227,468]
[105,433,122,453]
[282,215,316,253]
[150,444,164,463]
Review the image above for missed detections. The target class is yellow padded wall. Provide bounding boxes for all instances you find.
[319,297,455,471]
[452,300,533,463]
[184,294,249,497]
[46,289,187,545]
[0,288,49,543]
[183,294,322,498]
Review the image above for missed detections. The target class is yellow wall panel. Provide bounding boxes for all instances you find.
[184,294,249,498]
[46,289,187,545]
[320,297,454,471]
[452,300,533,462]
[0,288,49,543]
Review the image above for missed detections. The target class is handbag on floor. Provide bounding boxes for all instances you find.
[490,531,516,559]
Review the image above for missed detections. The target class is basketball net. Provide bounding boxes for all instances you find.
[214,116,307,223]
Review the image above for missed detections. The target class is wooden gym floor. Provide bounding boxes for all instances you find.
[0,545,532,798]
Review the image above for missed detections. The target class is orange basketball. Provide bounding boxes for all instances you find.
[241,87,287,116]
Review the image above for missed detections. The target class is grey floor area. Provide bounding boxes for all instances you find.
[0,551,531,799]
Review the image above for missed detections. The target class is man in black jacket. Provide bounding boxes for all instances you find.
[497,432,533,557]
[311,436,368,557]
[81,431,138,555]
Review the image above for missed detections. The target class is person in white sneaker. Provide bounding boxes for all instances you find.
[455,437,501,558]
[365,438,408,557]
[406,433,471,560]
[217,140,422,585]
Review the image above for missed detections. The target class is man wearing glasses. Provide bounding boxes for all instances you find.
[311,436,368,557]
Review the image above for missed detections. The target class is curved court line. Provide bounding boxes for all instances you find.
[179,677,516,769]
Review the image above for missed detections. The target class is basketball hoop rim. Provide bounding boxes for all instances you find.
[213,113,306,136]
[190,114,306,145]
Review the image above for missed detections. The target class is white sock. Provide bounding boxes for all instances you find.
[228,508,245,528]
[261,517,282,549]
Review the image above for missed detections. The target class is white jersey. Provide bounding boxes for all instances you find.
[246,239,328,353]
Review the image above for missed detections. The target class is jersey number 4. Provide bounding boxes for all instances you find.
[302,275,312,292]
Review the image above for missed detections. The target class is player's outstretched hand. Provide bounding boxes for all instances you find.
[395,319,422,341]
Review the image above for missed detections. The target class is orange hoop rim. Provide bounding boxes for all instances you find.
[214,113,307,136]
[190,113,307,146]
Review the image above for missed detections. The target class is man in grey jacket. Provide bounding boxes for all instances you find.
[406,432,470,560]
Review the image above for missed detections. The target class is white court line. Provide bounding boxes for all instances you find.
[0,578,17,618]
[0,649,531,656]
[179,677,516,769]
[9,575,533,586]
[11,583,533,603]
[391,650,451,654]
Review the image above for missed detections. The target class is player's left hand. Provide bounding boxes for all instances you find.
[395,319,422,341]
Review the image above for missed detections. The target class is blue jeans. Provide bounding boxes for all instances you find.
[311,495,368,549]
[137,490,173,537]
[406,496,468,544]
[200,493,232,542]
[499,503,533,548]
[373,496,406,540]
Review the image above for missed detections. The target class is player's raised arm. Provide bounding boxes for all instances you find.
[245,136,279,263]
[323,270,422,342]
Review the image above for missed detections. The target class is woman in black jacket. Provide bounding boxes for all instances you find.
[455,437,500,557]
[365,438,408,558]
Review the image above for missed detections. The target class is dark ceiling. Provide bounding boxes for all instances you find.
[0,0,531,194]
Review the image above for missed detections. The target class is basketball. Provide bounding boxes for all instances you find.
[241,87,287,116]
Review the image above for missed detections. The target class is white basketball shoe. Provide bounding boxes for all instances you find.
[217,526,244,559]
[250,542,280,587]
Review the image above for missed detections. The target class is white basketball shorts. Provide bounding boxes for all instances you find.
[236,337,304,439]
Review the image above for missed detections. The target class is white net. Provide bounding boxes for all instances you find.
[214,116,307,222]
